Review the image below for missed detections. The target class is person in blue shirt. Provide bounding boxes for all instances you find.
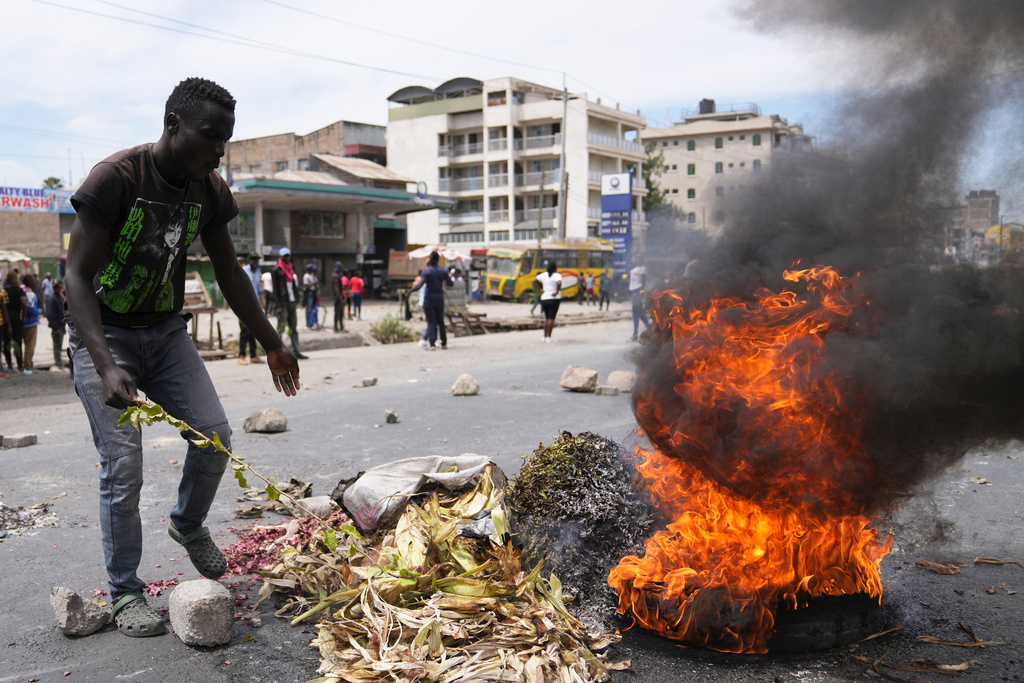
[409,251,453,350]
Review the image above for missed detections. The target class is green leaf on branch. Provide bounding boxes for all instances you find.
[324,528,338,553]
[190,438,212,449]
[234,468,249,488]
[266,484,280,500]
[210,432,226,451]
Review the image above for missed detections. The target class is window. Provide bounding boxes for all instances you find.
[441,231,484,244]
[673,140,679,146]
[298,159,310,171]
[688,212,696,224]
[687,188,695,199]
[753,159,762,171]
[671,188,679,194]
[715,210,725,222]
[662,141,668,147]
[487,90,507,106]
[489,230,509,242]
[739,135,746,141]
[299,212,347,239]
[248,164,261,173]
[715,137,723,149]
[739,162,745,168]
[728,163,734,168]
[230,165,240,174]
[276,161,288,172]
[727,136,734,141]
[667,164,678,173]
[753,134,762,146]
[715,162,723,174]
[512,91,525,105]
[715,186,724,197]
[687,140,695,151]
[687,164,696,175]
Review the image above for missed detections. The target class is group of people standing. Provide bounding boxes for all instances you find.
[1,270,68,377]
[236,248,365,364]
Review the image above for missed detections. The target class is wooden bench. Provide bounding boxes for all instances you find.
[183,272,228,359]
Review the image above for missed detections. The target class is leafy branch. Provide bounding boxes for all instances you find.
[119,399,351,552]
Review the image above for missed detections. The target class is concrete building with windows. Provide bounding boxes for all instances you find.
[226,120,386,177]
[385,76,648,249]
[640,100,812,230]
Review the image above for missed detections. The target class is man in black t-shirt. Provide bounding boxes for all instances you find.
[66,77,300,638]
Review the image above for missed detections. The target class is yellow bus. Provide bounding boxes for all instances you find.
[484,239,615,301]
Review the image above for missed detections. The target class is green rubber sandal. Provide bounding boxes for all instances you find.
[168,523,227,579]
[111,592,166,637]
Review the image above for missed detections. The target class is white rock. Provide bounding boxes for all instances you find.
[51,586,109,637]
[295,495,337,518]
[559,365,598,392]
[169,579,233,647]
[451,374,480,396]
[362,377,378,387]
[606,370,637,393]
[242,408,287,433]
[595,385,620,396]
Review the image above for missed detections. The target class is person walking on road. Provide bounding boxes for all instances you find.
[272,247,308,359]
[20,273,40,374]
[3,271,26,373]
[597,269,611,311]
[65,77,301,638]
[331,262,345,332]
[46,280,66,369]
[302,263,319,329]
[0,286,11,377]
[629,263,651,341]
[238,253,265,365]
[533,260,562,342]
[409,251,452,350]
[349,270,365,320]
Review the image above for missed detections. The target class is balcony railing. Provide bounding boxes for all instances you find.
[488,209,509,222]
[438,142,484,157]
[439,212,485,225]
[488,173,509,188]
[514,169,562,187]
[438,176,484,192]
[587,133,644,154]
[488,138,508,151]
[514,228,557,241]
[512,134,562,151]
[514,207,558,223]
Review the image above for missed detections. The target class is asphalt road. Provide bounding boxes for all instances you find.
[2,315,1023,683]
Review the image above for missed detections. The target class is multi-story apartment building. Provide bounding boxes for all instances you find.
[385,77,648,248]
[640,100,811,231]
[226,120,386,178]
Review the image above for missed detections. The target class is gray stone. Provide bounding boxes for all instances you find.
[362,377,378,387]
[385,410,399,424]
[559,365,598,393]
[451,374,480,396]
[606,370,637,393]
[168,579,233,647]
[51,586,109,637]
[595,385,620,396]
[242,408,288,433]
[294,495,337,518]
[3,434,37,449]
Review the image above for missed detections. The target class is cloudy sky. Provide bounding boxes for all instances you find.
[1,0,1015,213]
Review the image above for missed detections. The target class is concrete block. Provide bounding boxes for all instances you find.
[169,579,233,646]
[595,385,620,396]
[3,434,37,449]
[51,586,109,637]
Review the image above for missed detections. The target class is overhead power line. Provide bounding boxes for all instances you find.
[28,0,441,80]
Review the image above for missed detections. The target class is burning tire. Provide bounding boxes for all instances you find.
[766,594,882,653]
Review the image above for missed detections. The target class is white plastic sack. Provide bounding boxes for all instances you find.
[343,454,505,532]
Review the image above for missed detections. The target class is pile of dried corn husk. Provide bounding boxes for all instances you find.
[254,464,627,683]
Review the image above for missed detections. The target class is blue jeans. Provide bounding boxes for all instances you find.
[69,315,231,600]
[304,291,317,328]
[632,289,650,338]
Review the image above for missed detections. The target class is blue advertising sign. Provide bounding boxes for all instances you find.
[599,173,632,272]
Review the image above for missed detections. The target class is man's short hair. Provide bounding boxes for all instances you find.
[165,77,236,122]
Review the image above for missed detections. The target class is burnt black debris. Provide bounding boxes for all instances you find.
[509,431,654,631]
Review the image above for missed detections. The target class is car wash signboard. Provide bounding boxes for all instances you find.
[0,186,75,213]
[600,173,631,272]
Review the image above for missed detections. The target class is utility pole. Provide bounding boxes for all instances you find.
[538,169,546,250]
[557,73,569,241]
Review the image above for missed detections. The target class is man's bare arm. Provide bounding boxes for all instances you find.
[204,226,300,396]
[65,207,138,408]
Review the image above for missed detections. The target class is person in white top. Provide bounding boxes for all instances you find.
[532,260,563,342]
[629,264,650,341]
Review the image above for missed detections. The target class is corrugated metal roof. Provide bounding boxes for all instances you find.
[312,154,413,183]
[231,170,346,185]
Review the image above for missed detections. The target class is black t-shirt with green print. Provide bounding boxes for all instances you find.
[71,143,238,327]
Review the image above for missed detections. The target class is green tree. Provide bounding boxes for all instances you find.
[641,140,667,212]
[42,176,63,189]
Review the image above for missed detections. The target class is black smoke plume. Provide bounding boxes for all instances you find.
[634,0,1024,519]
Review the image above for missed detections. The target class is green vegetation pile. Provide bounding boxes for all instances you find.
[508,431,654,631]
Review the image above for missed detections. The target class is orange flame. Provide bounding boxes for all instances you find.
[609,266,891,653]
